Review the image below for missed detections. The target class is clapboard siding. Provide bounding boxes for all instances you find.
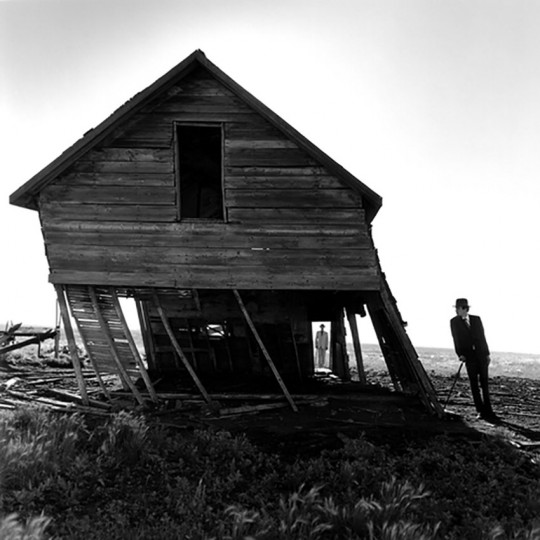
[43,221,371,249]
[40,66,379,290]
[49,268,380,290]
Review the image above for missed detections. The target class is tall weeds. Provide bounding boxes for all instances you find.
[0,406,538,540]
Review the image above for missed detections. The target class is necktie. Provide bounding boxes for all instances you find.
[464,318,470,328]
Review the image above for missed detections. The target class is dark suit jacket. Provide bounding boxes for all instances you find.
[450,315,490,360]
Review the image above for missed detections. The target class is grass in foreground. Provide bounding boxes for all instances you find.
[0,407,538,539]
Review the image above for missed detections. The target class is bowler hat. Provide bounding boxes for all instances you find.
[454,298,469,308]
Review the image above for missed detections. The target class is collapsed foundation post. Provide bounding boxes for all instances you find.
[54,284,89,406]
[233,290,298,412]
[153,292,212,404]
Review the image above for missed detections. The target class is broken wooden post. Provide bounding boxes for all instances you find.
[88,287,145,406]
[54,300,61,360]
[110,288,159,403]
[233,290,298,412]
[54,285,89,406]
[346,307,366,384]
[152,292,212,404]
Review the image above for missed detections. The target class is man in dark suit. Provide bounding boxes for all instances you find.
[450,298,496,421]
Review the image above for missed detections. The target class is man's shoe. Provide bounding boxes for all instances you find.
[481,411,500,423]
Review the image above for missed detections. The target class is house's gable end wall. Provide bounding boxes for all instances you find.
[40,67,379,290]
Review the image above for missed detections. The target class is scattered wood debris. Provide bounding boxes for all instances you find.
[0,323,57,356]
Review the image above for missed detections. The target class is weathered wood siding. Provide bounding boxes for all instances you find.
[40,66,379,290]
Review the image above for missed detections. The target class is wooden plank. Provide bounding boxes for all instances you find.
[41,185,175,205]
[135,298,157,371]
[140,110,258,122]
[225,176,345,189]
[226,148,316,167]
[43,220,366,236]
[43,230,370,251]
[110,288,158,403]
[49,268,381,290]
[47,244,375,268]
[46,389,111,410]
[226,139,298,149]
[88,286,145,405]
[219,402,289,416]
[346,307,366,384]
[55,173,173,187]
[65,285,111,399]
[226,166,327,177]
[84,148,172,162]
[233,290,297,412]
[70,160,173,174]
[54,285,89,405]
[40,202,177,222]
[228,208,364,224]
[152,293,212,403]
[225,188,361,208]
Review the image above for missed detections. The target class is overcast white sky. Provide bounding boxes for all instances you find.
[1,0,539,355]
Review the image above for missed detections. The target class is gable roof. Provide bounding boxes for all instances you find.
[9,49,382,221]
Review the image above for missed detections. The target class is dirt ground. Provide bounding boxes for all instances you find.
[1,347,539,462]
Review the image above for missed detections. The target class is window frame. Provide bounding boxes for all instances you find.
[174,122,225,222]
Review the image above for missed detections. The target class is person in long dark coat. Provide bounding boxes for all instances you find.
[450,298,497,421]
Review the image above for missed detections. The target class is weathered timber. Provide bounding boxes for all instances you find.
[87,286,145,405]
[233,290,298,412]
[82,148,173,162]
[41,185,175,205]
[153,292,212,403]
[46,389,111,410]
[49,268,381,290]
[110,288,159,403]
[228,208,364,224]
[55,173,173,187]
[346,307,366,384]
[54,285,89,405]
[66,289,111,399]
[219,402,289,416]
[47,245,374,267]
[70,160,173,174]
[40,202,177,222]
[43,223,370,250]
[225,188,361,208]
[0,331,56,355]
[225,175,345,189]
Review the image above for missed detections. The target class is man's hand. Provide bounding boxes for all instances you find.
[459,355,466,362]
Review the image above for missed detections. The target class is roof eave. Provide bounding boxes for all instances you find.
[9,49,207,210]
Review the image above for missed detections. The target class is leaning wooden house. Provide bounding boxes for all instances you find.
[10,50,442,415]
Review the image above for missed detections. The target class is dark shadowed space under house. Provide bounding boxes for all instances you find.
[9,50,443,417]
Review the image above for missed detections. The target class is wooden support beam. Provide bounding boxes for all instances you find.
[152,292,212,403]
[366,305,402,391]
[233,290,298,412]
[377,279,444,417]
[134,298,157,371]
[54,285,89,406]
[346,307,366,384]
[110,288,159,403]
[88,287,145,406]
[66,289,111,400]
[54,300,61,360]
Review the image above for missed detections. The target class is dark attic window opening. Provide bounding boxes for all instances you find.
[177,124,224,220]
